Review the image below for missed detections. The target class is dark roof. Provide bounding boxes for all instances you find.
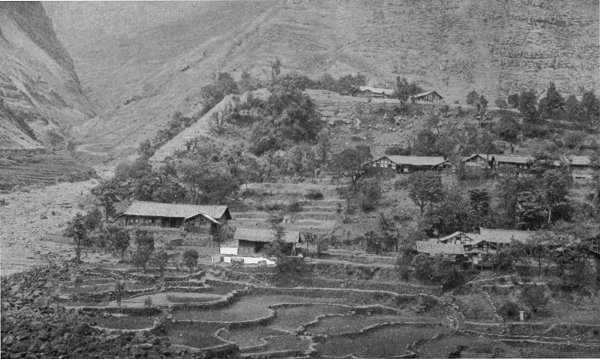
[416,241,465,255]
[234,228,300,243]
[358,86,395,96]
[412,91,443,99]
[369,155,447,167]
[124,201,231,221]
[463,154,533,165]
[469,228,532,245]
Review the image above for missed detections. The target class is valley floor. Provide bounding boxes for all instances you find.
[0,179,97,276]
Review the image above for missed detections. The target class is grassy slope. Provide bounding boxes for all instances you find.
[45,0,599,159]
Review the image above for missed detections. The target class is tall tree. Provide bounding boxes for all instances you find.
[538,82,565,120]
[65,213,89,263]
[407,171,445,215]
[330,146,372,186]
[518,90,539,123]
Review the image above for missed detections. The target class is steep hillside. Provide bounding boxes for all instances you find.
[45,0,599,159]
[0,2,94,149]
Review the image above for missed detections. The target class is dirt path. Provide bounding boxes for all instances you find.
[0,179,98,276]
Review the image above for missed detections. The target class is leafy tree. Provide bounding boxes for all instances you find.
[364,231,386,254]
[466,90,480,105]
[495,176,539,228]
[407,172,445,215]
[316,131,332,168]
[201,72,239,110]
[137,139,154,159]
[103,224,130,261]
[424,189,474,236]
[385,146,411,156]
[153,249,170,279]
[518,90,539,123]
[412,253,435,282]
[182,249,199,274]
[564,95,581,122]
[538,82,565,120]
[91,179,119,219]
[330,146,372,186]
[83,207,103,232]
[114,281,125,309]
[580,90,600,125]
[270,57,282,82]
[378,213,399,251]
[515,190,548,230]
[357,179,382,212]
[521,285,549,314]
[412,129,439,156]
[395,77,424,101]
[469,189,491,227]
[507,93,520,108]
[65,213,89,263]
[495,97,507,108]
[542,169,571,223]
[132,229,155,272]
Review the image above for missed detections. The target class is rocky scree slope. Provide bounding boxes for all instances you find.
[45,0,599,159]
[0,2,94,149]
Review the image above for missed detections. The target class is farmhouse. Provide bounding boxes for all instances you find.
[462,154,535,174]
[469,228,532,247]
[365,155,448,173]
[409,91,443,102]
[568,155,594,181]
[415,240,466,261]
[123,201,232,232]
[221,228,301,257]
[356,86,395,99]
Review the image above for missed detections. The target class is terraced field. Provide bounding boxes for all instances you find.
[0,151,96,189]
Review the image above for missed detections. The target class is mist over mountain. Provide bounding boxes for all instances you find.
[0,2,94,149]
[39,0,600,159]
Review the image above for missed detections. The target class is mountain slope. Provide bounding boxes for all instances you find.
[45,0,599,159]
[0,2,94,149]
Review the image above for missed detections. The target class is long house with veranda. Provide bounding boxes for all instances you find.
[123,201,232,232]
[364,155,448,173]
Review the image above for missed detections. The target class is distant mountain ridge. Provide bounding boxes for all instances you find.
[0,2,94,149]
[43,0,599,160]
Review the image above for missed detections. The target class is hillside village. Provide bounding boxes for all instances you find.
[1,2,600,358]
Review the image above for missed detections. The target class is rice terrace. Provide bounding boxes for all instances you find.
[1,1,600,358]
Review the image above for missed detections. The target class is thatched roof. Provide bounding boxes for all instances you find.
[385,155,447,167]
[358,86,395,96]
[469,228,532,245]
[234,228,300,243]
[124,201,231,221]
[463,154,533,165]
[569,156,591,167]
[412,91,443,99]
[416,241,465,255]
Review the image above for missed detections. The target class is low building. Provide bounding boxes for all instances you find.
[568,155,594,181]
[123,201,231,232]
[415,240,466,261]
[356,86,395,99]
[221,228,301,257]
[409,91,443,102]
[469,228,532,248]
[462,154,534,175]
[364,155,448,173]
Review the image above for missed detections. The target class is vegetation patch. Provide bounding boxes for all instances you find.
[270,304,352,332]
[316,324,449,358]
[88,313,158,330]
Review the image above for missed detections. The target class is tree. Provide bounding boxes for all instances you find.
[316,131,332,168]
[495,97,507,108]
[270,58,282,82]
[507,93,519,108]
[580,90,600,125]
[357,179,382,212]
[407,172,445,215]
[466,90,480,105]
[153,249,170,279]
[132,229,155,272]
[542,169,571,223]
[114,281,125,309]
[395,77,424,101]
[182,249,199,274]
[424,189,474,236]
[83,207,103,233]
[521,285,549,314]
[378,213,399,251]
[65,213,89,263]
[412,253,435,282]
[330,146,372,186]
[469,189,491,227]
[564,94,581,122]
[538,82,564,120]
[103,224,130,261]
[518,90,539,123]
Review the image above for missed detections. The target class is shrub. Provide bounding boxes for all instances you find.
[521,285,549,314]
[265,202,285,211]
[287,201,303,213]
[144,296,153,308]
[495,97,508,108]
[498,301,520,321]
[182,249,199,274]
[304,189,324,200]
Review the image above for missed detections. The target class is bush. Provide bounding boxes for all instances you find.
[521,285,549,314]
[265,202,285,211]
[304,189,324,200]
[498,301,520,321]
[287,201,303,212]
